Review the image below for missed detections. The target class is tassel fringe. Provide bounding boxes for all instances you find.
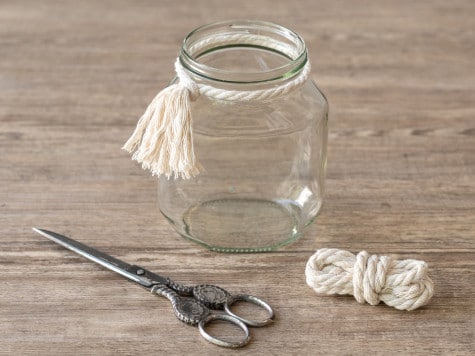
[122,83,200,179]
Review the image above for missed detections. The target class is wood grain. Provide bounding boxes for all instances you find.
[1,0,474,354]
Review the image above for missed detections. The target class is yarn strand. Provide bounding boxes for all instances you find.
[305,248,434,311]
[122,82,199,179]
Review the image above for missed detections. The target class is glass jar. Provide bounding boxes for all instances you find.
[158,20,328,252]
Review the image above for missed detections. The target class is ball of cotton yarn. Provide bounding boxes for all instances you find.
[305,248,434,311]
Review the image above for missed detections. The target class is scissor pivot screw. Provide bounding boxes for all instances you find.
[136,268,145,275]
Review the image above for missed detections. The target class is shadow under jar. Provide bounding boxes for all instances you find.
[158,20,328,252]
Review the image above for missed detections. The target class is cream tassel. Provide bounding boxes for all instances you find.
[122,59,201,179]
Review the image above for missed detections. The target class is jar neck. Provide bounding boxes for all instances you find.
[179,20,308,86]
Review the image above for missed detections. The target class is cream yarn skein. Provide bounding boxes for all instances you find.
[305,248,434,311]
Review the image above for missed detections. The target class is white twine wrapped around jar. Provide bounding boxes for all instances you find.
[122,34,311,179]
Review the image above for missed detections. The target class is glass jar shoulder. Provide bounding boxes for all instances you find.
[191,81,328,137]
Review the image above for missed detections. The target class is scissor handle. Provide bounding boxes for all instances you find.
[192,285,275,327]
[225,294,275,327]
[152,285,210,325]
[198,313,250,348]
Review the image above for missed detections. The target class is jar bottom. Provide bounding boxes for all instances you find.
[162,198,306,252]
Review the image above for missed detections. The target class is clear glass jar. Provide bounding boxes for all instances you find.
[158,20,328,252]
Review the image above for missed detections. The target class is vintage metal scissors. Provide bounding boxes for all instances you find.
[33,228,274,348]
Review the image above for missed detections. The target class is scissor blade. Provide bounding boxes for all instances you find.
[33,228,161,287]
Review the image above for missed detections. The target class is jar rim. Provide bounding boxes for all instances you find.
[180,20,308,84]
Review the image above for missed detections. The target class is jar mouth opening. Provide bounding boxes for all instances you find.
[180,20,308,84]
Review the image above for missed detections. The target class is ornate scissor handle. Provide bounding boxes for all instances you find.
[225,294,275,327]
[198,313,250,348]
[151,284,251,348]
[166,282,275,327]
[192,284,274,327]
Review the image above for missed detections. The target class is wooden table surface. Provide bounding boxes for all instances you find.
[1,1,474,354]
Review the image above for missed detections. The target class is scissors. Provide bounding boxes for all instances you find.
[33,228,274,348]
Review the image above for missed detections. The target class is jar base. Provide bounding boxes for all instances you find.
[163,198,305,253]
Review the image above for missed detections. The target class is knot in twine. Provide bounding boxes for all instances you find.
[305,249,434,311]
[122,32,311,179]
